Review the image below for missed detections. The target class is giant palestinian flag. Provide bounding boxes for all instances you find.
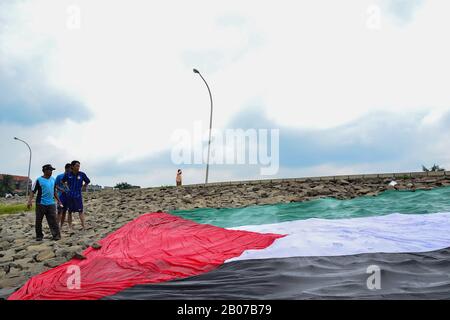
[8,187,450,300]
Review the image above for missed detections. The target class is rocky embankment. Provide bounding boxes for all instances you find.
[1,174,450,296]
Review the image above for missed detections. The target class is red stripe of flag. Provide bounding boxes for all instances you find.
[9,212,283,300]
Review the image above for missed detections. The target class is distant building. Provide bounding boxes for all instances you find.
[87,184,103,192]
[0,174,32,195]
[103,186,114,190]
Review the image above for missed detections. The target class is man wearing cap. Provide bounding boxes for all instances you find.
[27,164,62,241]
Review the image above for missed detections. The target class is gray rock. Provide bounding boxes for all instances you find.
[63,246,82,257]
[9,258,33,270]
[70,252,87,260]
[0,287,19,299]
[44,258,66,268]
[27,264,46,275]
[0,241,10,251]
[91,242,102,250]
[357,188,372,194]
[7,267,21,277]
[14,245,28,253]
[13,239,27,246]
[0,276,27,289]
[306,189,319,197]
[12,250,28,260]
[54,248,70,258]
[0,264,10,274]
[27,244,52,252]
[35,250,56,262]
[1,236,15,243]
[0,256,14,264]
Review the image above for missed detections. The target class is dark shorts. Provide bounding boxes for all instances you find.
[57,193,68,213]
[67,196,83,213]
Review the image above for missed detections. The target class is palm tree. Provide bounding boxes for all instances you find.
[431,164,445,171]
[422,164,446,172]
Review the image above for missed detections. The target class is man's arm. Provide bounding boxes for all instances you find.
[55,176,65,193]
[61,173,70,191]
[55,177,65,193]
[54,187,61,206]
[82,173,90,192]
[27,180,38,209]
[27,191,34,209]
[62,181,70,191]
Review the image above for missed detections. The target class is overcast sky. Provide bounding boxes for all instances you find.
[1,0,449,187]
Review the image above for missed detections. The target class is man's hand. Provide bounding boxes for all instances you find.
[27,201,33,210]
[63,182,70,192]
[82,185,87,192]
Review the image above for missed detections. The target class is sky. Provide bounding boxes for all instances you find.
[1,0,449,187]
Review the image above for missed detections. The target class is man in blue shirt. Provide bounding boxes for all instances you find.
[27,164,61,241]
[55,163,71,229]
[62,160,90,230]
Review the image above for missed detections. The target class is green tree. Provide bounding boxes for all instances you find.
[0,175,14,196]
[114,182,140,190]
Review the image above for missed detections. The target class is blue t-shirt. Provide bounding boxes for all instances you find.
[32,176,56,205]
[62,171,90,198]
[55,173,67,198]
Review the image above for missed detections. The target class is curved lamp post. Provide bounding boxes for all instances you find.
[193,68,213,185]
[13,137,32,197]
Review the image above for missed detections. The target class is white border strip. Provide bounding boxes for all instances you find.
[227,212,450,262]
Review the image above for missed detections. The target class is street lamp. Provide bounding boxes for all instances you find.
[13,137,32,197]
[193,68,213,185]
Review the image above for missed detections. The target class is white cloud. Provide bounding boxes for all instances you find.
[1,0,450,186]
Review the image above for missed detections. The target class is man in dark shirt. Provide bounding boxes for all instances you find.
[62,160,90,231]
[55,163,71,229]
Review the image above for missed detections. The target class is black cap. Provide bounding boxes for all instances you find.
[42,164,56,171]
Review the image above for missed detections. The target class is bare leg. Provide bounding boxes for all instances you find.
[79,212,86,230]
[60,211,66,229]
[68,212,73,230]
